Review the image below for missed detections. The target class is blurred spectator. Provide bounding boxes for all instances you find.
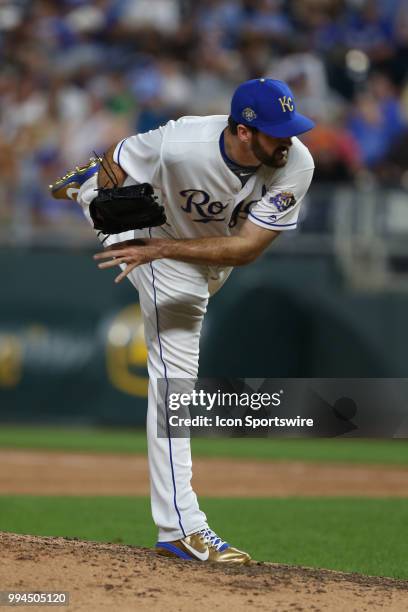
[374,130,408,188]
[303,116,362,182]
[242,0,293,40]
[268,52,337,121]
[60,88,130,165]
[118,0,181,33]
[342,0,394,65]
[301,111,362,233]
[193,0,244,48]
[347,73,406,166]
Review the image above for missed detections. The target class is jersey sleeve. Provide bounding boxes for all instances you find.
[113,126,164,187]
[248,168,314,231]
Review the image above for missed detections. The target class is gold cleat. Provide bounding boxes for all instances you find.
[49,157,101,201]
[155,527,251,565]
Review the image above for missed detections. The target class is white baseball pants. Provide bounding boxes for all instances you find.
[78,176,214,541]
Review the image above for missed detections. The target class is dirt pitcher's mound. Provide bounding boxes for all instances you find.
[0,533,407,612]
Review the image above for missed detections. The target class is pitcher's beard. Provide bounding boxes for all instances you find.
[251,135,289,168]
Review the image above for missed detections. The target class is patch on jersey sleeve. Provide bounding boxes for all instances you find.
[269,191,296,212]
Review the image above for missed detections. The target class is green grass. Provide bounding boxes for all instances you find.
[0,426,407,464]
[1,496,407,579]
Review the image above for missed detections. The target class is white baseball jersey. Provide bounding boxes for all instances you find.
[113,115,314,240]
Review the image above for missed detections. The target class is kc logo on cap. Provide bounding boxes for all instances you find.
[279,96,294,112]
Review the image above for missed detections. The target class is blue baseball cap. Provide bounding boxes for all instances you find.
[231,78,315,138]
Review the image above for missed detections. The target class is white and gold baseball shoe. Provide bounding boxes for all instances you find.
[49,157,101,201]
[155,527,251,565]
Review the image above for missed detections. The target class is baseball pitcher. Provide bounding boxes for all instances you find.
[50,79,315,564]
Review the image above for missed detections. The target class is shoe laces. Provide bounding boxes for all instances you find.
[198,528,227,551]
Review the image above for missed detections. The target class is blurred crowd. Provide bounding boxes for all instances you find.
[1,0,408,231]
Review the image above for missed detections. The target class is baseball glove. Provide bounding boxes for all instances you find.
[89,183,166,234]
